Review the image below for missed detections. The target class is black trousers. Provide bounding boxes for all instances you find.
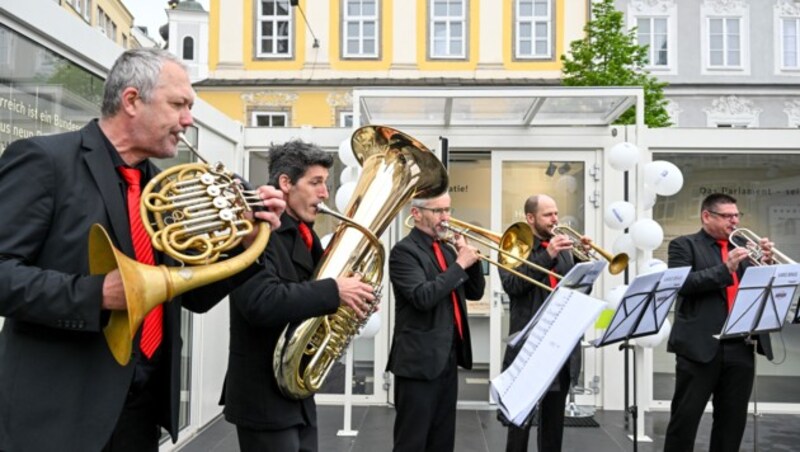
[505,364,570,452]
[393,351,458,452]
[664,340,755,452]
[102,385,161,452]
[236,424,318,452]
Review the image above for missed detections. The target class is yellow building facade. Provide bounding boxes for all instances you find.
[58,0,135,48]
[197,0,590,127]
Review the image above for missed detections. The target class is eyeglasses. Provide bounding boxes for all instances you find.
[417,206,453,215]
[708,210,743,220]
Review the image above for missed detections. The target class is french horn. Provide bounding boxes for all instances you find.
[90,134,271,365]
[273,125,448,399]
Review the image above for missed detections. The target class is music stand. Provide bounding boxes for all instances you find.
[717,264,800,452]
[594,266,691,452]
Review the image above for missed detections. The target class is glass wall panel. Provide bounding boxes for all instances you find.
[652,153,800,404]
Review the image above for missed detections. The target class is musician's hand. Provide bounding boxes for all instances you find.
[336,274,376,319]
[455,243,480,269]
[579,235,593,256]
[547,234,573,259]
[252,185,285,229]
[102,270,127,311]
[759,236,775,265]
[726,247,749,273]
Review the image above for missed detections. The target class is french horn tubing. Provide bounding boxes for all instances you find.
[90,134,271,365]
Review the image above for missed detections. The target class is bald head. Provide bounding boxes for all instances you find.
[524,194,558,239]
[524,194,555,216]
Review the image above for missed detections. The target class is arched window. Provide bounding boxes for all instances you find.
[182,36,194,61]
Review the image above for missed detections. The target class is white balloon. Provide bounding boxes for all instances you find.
[605,284,628,311]
[608,142,640,172]
[555,175,577,194]
[630,219,664,251]
[357,312,381,339]
[340,165,360,184]
[635,318,671,348]
[320,233,334,249]
[643,160,684,196]
[641,188,658,210]
[335,181,357,212]
[604,201,636,230]
[338,139,359,167]
[640,258,667,275]
[612,233,637,263]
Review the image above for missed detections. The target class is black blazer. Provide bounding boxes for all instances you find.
[499,238,580,387]
[0,121,240,452]
[221,213,340,430]
[668,229,773,363]
[386,227,486,381]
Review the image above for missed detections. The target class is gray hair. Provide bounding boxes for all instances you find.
[101,48,185,117]
[267,140,334,186]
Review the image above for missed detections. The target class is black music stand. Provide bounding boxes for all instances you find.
[717,264,800,452]
[593,266,690,452]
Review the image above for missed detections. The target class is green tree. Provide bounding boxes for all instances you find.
[560,0,671,127]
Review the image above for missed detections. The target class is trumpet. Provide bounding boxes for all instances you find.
[729,227,795,265]
[552,224,629,275]
[405,215,560,292]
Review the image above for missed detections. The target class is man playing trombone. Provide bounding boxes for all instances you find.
[664,193,774,452]
[387,193,485,452]
[499,194,589,452]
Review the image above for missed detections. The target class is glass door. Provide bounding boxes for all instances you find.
[490,150,601,408]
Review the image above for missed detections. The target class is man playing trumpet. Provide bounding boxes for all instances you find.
[499,194,591,452]
[664,193,774,452]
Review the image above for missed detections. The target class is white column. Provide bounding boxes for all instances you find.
[477,0,503,70]
[390,0,417,72]
[216,0,244,70]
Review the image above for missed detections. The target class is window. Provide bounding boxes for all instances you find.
[708,18,740,67]
[515,0,551,59]
[776,0,800,73]
[182,36,194,61]
[70,0,91,22]
[251,112,288,127]
[257,0,293,58]
[429,0,466,59]
[343,0,378,58]
[96,7,116,42]
[701,1,749,74]
[339,111,354,127]
[637,17,668,66]
[703,95,761,128]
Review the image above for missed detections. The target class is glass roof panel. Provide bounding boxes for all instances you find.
[362,96,447,124]
[450,97,537,125]
[532,96,630,125]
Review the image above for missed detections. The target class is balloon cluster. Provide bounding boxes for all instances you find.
[601,142,684,348]
[336,138,361,212]
[604,142,685,264]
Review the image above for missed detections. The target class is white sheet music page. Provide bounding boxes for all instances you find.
[490,288,606,426]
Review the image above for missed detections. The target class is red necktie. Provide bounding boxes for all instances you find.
[432,241,464,339]
[717,239,740,312]
[298,222,313,250]
[118,167,162,359]
[539,241,559,289]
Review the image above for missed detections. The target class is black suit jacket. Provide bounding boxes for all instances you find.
[0,121,241,451]
[221,213,340,430]
[499,238,580,388]
[668,229,773,363]
[386,227,486,381]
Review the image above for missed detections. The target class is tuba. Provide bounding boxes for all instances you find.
[273,125,449,399]
[90,134,271,365]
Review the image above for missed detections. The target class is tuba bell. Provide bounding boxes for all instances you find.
[273,125,449,399]
[90,134,271,365]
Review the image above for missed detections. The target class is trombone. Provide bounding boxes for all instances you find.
[552,224,629,275]
[729,227,796,265]
[404,215,560,292]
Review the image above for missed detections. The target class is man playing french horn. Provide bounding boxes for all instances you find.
[0,48,285,452]
[220,140,375,452]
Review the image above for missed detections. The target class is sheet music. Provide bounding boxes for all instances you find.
[721,264,800,337]
[490,288,606,426]
[507,261,605,349]
[595,267,690,346]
